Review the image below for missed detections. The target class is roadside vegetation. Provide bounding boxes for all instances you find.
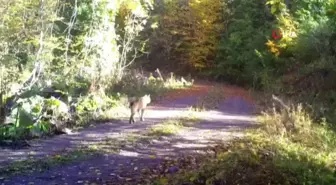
[153,103,336,185]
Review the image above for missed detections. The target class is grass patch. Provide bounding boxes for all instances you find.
[148,117,201,136]
[148,121,184,136]
[155,104,336,185]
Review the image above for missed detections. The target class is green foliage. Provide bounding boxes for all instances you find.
[0,0,156,141]
[295,21,336,65]
[273,0,336,122]
[0,95,71,140]
[211,0,336,93]
[214,0,276,88]
[290,0,331,33]
[76,93,117,116]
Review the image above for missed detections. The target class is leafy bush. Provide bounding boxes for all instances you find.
[74,92,120,124]
[213,0,275,88]
[0,95,70,140]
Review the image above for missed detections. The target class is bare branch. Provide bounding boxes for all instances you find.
[272,94,290,112]
[64,0,78,64]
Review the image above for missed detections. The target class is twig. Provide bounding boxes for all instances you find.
[155,68,164,81]
[271,94,296,132]
[64,0,78,64]
[272,94,290,112]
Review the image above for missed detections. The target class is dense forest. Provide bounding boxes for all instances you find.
[0,0,336,184]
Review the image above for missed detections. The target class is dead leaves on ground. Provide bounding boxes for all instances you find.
[104,154,210,185]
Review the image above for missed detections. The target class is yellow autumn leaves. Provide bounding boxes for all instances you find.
[160,0,224,71]
[266,40,281,56]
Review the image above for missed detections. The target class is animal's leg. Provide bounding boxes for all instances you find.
[129,109,136,124]
[129,113,134,124]
[140,109,145,121]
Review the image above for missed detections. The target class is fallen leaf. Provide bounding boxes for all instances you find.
[141,168,147,173]
[149,155,156,159]
[159,177,169,185]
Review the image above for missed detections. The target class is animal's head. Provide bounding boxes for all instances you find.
[143,94,151,104]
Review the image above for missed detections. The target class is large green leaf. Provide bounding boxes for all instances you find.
[271,6,277,14]
[17,107,35,128]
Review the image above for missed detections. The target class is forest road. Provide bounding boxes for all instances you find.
[0,82,257,185]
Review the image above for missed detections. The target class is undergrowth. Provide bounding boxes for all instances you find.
[157,103,336,185]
